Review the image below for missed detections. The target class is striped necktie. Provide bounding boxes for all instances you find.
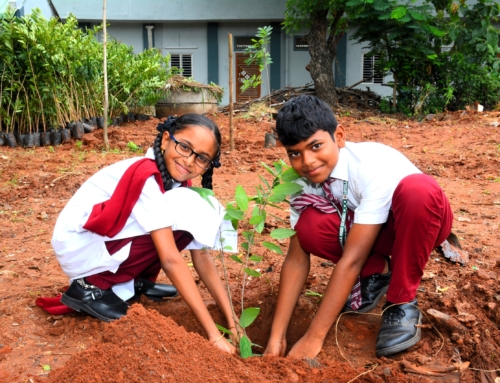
[291,178,361,310]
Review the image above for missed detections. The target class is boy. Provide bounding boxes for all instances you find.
[264,95,453,359]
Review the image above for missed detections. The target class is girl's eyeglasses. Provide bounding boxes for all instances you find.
[170,135,212,170]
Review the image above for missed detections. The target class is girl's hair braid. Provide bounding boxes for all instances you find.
[154,114,222,191]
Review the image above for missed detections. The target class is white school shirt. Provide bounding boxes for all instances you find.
[52,148,236,300]
[290,141,421,229]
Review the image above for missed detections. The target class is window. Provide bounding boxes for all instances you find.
[294,36,308,51]
[170,54,193,77]
[234,37,254,51]
[362,54,383,84]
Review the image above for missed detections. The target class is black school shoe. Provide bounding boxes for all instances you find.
[61,278,129,322]
[133,278,178,301]
[375,299,422,357]
[342,271,391,313]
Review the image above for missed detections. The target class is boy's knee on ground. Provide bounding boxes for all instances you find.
[295,207,344,261]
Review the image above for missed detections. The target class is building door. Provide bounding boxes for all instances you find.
[236,53,260,102]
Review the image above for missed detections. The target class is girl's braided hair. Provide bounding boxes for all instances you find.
[153,114,221,191]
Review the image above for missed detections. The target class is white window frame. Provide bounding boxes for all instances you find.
[169,53,193,78]
[362,53,384,84]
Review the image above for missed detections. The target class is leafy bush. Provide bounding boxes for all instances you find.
[0,8,173,134]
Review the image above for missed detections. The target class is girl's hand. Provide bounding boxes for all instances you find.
[211,334,236,354]
[228,326,245,347]
[263,336,286,357]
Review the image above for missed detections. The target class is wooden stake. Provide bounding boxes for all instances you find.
[228,33,234,151]
[102,0,109,151]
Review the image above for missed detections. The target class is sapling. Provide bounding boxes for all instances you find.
[216,161,302,357]
[241,26,273,119]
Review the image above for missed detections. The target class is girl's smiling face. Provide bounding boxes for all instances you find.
[161,125,219,182]
[285,125,346,184]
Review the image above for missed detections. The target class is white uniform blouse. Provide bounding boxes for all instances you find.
[290,141,421,229]
[52,148,236,300]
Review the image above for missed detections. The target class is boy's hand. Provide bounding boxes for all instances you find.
[286,332,323,359]
[264,336,287,357]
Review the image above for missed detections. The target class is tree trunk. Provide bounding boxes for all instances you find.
[306,11,338,107]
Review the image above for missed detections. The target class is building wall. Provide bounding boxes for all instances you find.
[21,0,54,17]
[103,22,144,54]
[345,27,393,98]
[51,0,287,22]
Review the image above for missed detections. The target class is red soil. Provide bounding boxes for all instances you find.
[0,110,499,382]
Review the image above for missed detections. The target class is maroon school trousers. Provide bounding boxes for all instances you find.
[295,173,453,303]
[86,231,193,290]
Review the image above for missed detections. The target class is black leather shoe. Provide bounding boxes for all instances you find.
[133,278,178,301]
[376,299,422,357]
[61,279,128,322]
[343,271,391,313]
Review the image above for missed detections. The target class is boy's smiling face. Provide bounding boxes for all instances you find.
[285,125,346,184]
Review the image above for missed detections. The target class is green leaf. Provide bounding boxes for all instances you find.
[230,254,244,264]
[260,162,276,177]
[270,228,296,239]
[281,167,301,182]
[391,6,408,20]
[249,214,264,225]
[235,185,249,212]
[239,335,253,358]
[224,207,244,221]
[268,193,288,203]
[249,255,263,262]
[42,364,51,371]
[428,25,446,37]
[216,323,234,335]
[272,182,303,196]
[262,241,283,255]
[189,187,215,209]
[244,267,262,277]
[258,175,271,190]
[240,307,260,328]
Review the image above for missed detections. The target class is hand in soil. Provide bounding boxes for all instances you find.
[213,337,236,354]
[286,334,323,359]
[263,336,287,357]
[229,326,245,347]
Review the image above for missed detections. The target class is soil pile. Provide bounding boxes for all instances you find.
[40,304,260,383]
[39,304,392,383]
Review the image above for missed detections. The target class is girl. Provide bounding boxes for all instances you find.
[51,114,237,354]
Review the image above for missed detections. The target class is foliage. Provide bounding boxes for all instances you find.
[0,8,175,135]
[349,0,500,115]
[218,161,302,358]
[241,26,273,94]
[283,0,350,106]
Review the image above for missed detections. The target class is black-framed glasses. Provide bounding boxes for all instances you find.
[170,135,213,170]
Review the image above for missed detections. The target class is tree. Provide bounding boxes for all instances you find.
[284,0,348,107]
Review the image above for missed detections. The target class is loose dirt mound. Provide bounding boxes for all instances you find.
[39,305,404,383]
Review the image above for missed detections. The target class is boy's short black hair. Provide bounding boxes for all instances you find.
[275,95,338,146]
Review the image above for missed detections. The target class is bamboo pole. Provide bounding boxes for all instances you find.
[102,0,109,151]
[228,33,234,151]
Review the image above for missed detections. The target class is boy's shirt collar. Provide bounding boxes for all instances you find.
[328,145,348,182]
